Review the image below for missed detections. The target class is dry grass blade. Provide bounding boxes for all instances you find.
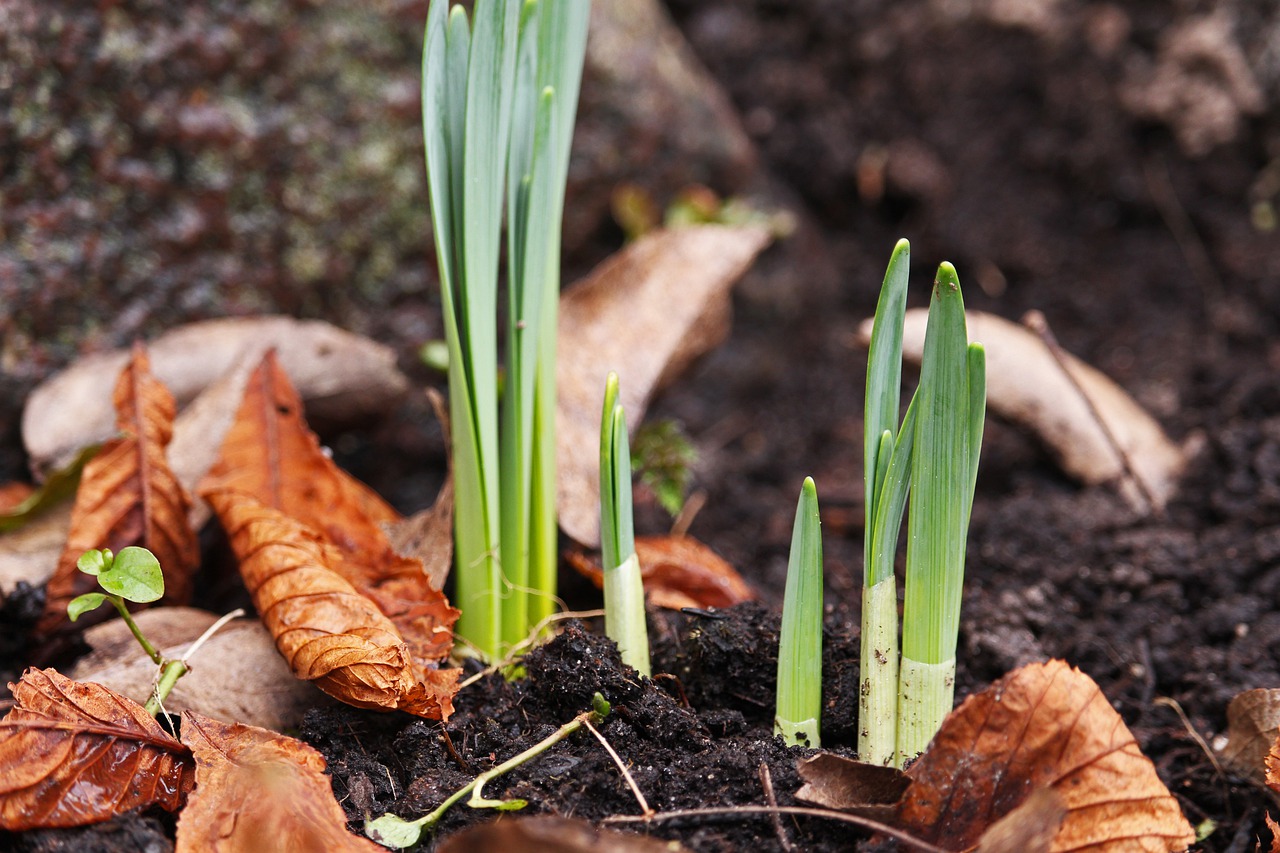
[0,668,193,829]
[39,344,198,634]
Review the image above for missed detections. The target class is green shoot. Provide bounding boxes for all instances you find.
[599,373,651,676]
[421,0,589,659]
[775,477,823,748]
[631,419,697,517]
[68,547,242,717]
[896,263,986,764]
[858,239,911,766]
[365,693,611,849]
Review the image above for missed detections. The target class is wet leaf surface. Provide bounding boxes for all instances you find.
[38,345,198,635]
[0,668,193,829]
[568,534,755,610]
[556,225,771,547]
[899,659,1195,852]
[1220,688,1280,783]
[176,711,383,852]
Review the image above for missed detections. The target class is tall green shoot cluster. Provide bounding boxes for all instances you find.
[859,241,986,767]
[421,0,589,660]
[599,374,651,676]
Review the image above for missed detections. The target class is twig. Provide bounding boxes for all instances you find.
[603,805,948,853]
[1022,310,1160,515]
[758,763,794,853]
[1154,697,1225,780]
[670,489,707,538]
[584,718,652,817]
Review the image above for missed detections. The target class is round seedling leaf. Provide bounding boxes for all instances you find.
[98,546,165,603]
[67,592,107,621]
[76,549,111,576]
[365,814,424,849]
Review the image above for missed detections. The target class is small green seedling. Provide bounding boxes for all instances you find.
[69,546,242,717]
[599,373,651,677]
[366,693,611,849]
[775,477,823,748]
[631,419,697,518]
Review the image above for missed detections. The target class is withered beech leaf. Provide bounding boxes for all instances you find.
[435,815,691,853]
[858,310,1187,514]
[974,788,1068,853]
[39,344,198,634]
[1219,688,1280,783]
[200,352,457,663]
[567,535,755,610]
[1266,813,1280,853]
[23,316,408,478]
[176,711,383,853]
[557,225,771,547]
[204,491,458,720]
[1267,731,1280,793]
[0,668,193,830]
[899,660,1195,852]
[794,752,910,822]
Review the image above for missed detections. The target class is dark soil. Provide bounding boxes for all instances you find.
[4,0,1280,851]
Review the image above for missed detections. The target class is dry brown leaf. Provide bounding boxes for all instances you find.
[0,668,194,829]
[858,309,1187,513]
[22,316,409,478]
[200,352,457,663]
[70,608,324,732]
[568,535,754,610]
[0,501,71,597]
[38,345,198,634]
[385,474,454,593]
[435,815,691,853]
[1266,813,1280,853]
[204,491,458,719]
[557,225,771,546]
[1219,688,1280,783]
[176,711,382,853]
[794,752,910,822]
[975,788,1068,853]
[0,483,34,513]
[1268,731,1280,793]
[899,659,1194,852]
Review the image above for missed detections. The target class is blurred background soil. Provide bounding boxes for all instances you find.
[3,0,1280,849]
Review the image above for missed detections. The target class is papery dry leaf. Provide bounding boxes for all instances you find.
[0,668,193,829]
[38,345,198,634]
[385,474,454,593]
[857,310,1186,513]
[557,225,771,547]
[568,535,754,610]
[23,316,409,478]
[975,788,1068,853]
[1268,731,1280,793]
[0,502,71,597]
[200,353,457,663]
[435,815,691,853]
[176,711,382,853]
[1219,688,1280,783]
[1266,813,1280,853]
[70,608,324,732]
[204,491,458,720]
[794,752,910,822]
[899,659,1194,852]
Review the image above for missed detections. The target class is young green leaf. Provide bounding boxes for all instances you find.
[776,476,823,748]
[67,592,107,622]
[97,546,165,604]
[77,548,111,577]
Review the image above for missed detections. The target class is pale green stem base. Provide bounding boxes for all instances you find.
[774,715,820,748]
[857,578,899,766]
[895,656,955,766]
[603,553,650,676]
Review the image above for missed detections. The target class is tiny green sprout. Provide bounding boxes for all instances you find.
[775,477,823,748]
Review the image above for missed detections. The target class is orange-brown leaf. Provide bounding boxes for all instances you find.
[1223,688,1280,783]
[899,659,1194,852]
[176,711,383,853]
[1266,812,1280,853]
[39,345,198,634]
[204,490,458,719]
[1267,730,1280,793]
[200,353,455,661]
[0,668,193,829]
[568,535,754,610]
[0,483,35,513]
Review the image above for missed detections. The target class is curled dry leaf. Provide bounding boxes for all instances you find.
[201,353,458,664]
[899,659,1194,852]
[38,345,198,634]
[1219,688,1280,783]
[70,608,324,732]
[557,225,772,547]
[1266,813,1280,853]
[176,711,383,853]
[204,492,458,720]
[435,815,691,853]
[1268,731,1280,793]
[568,535,754,610]
[0,668,194,830]
[858,309,1187,513]
[794,752,910,822]
[22,316,409,478]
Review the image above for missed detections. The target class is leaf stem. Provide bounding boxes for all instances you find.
[109,595,162,665]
